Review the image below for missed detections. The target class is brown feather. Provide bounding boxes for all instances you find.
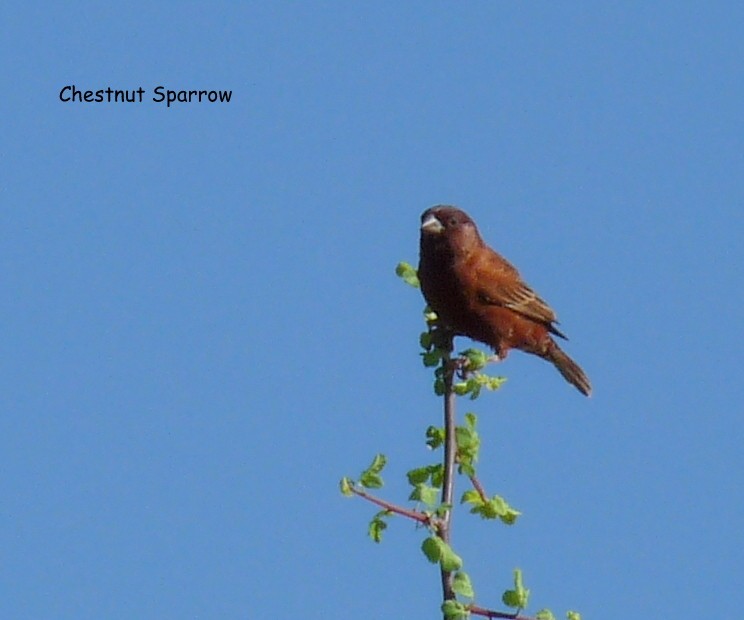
[418,205,591,396]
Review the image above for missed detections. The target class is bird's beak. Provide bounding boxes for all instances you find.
[421,213,445,234]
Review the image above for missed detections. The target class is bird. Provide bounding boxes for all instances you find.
[418,205,591,396]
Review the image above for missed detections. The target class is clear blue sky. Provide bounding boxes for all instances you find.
[2,3,743,619]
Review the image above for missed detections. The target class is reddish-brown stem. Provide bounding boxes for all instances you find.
[469,474,489,503]
[469,604,535,619]
[350,487,431,525]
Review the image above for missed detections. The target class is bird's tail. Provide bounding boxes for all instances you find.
[546,342,592,397]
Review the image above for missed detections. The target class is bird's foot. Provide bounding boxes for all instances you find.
[450,350,504,379]
[428,326,455,353]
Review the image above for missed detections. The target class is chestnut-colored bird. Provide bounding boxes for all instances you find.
[418,205,591,396]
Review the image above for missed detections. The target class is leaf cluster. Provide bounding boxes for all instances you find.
[338,264,585,619]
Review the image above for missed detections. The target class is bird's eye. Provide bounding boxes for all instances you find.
[449,217,458,226]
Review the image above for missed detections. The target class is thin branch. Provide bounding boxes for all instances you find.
[469,474,489,503]
[469,604,536,619]
[350,487,431,525]
[438,338,458,606]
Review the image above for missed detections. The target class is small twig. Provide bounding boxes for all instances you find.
[469,604,534,619]
[469,474,489,503]
[350,487,431,525]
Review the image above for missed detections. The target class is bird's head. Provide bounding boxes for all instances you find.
[420,205,483,254]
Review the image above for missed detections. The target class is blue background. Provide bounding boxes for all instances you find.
[2,3,743,618]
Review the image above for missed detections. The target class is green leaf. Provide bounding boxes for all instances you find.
[441,599,469,619]
[464,373,507,399]
[359,472,383,489]
[368,519,386,542]
[454,376,490,399]
[464,412,477,430]
[566,612,581,620]
[359,454,386,488]
[426,426,445,449]
[419,331,433,350]
[339,477,354,497]
[514,568,525,592]
[439,543,463,572]
[459,463,476,477]
[422,350,443,367]
[421,536,443,563]
[368,510,391,543]
[406,464,443,488]
[455,420,480,475]
[455,423,480,467]
[468,379,483,399]
[460,489,483,507]
[502,590,522,608]
[406,467,431,485]
[452,372,506,400]
[461,347,489,369]
[484,375,507,391]
[395,261,420,288]
[367,454,387,473]
[435,502,452,517]
[502,568,530,609]
[455,426,475,450]
[466,492,520,523]
[536,610,556,620]
[421,537,462,571]
[486,496,508,517]
[429,463,444,487]
[452,571,475,598]
[409,483,439,507]
[500,506,521,525]
[419,484,439,506]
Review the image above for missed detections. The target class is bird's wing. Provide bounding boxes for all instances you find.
[474,262,567,339]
